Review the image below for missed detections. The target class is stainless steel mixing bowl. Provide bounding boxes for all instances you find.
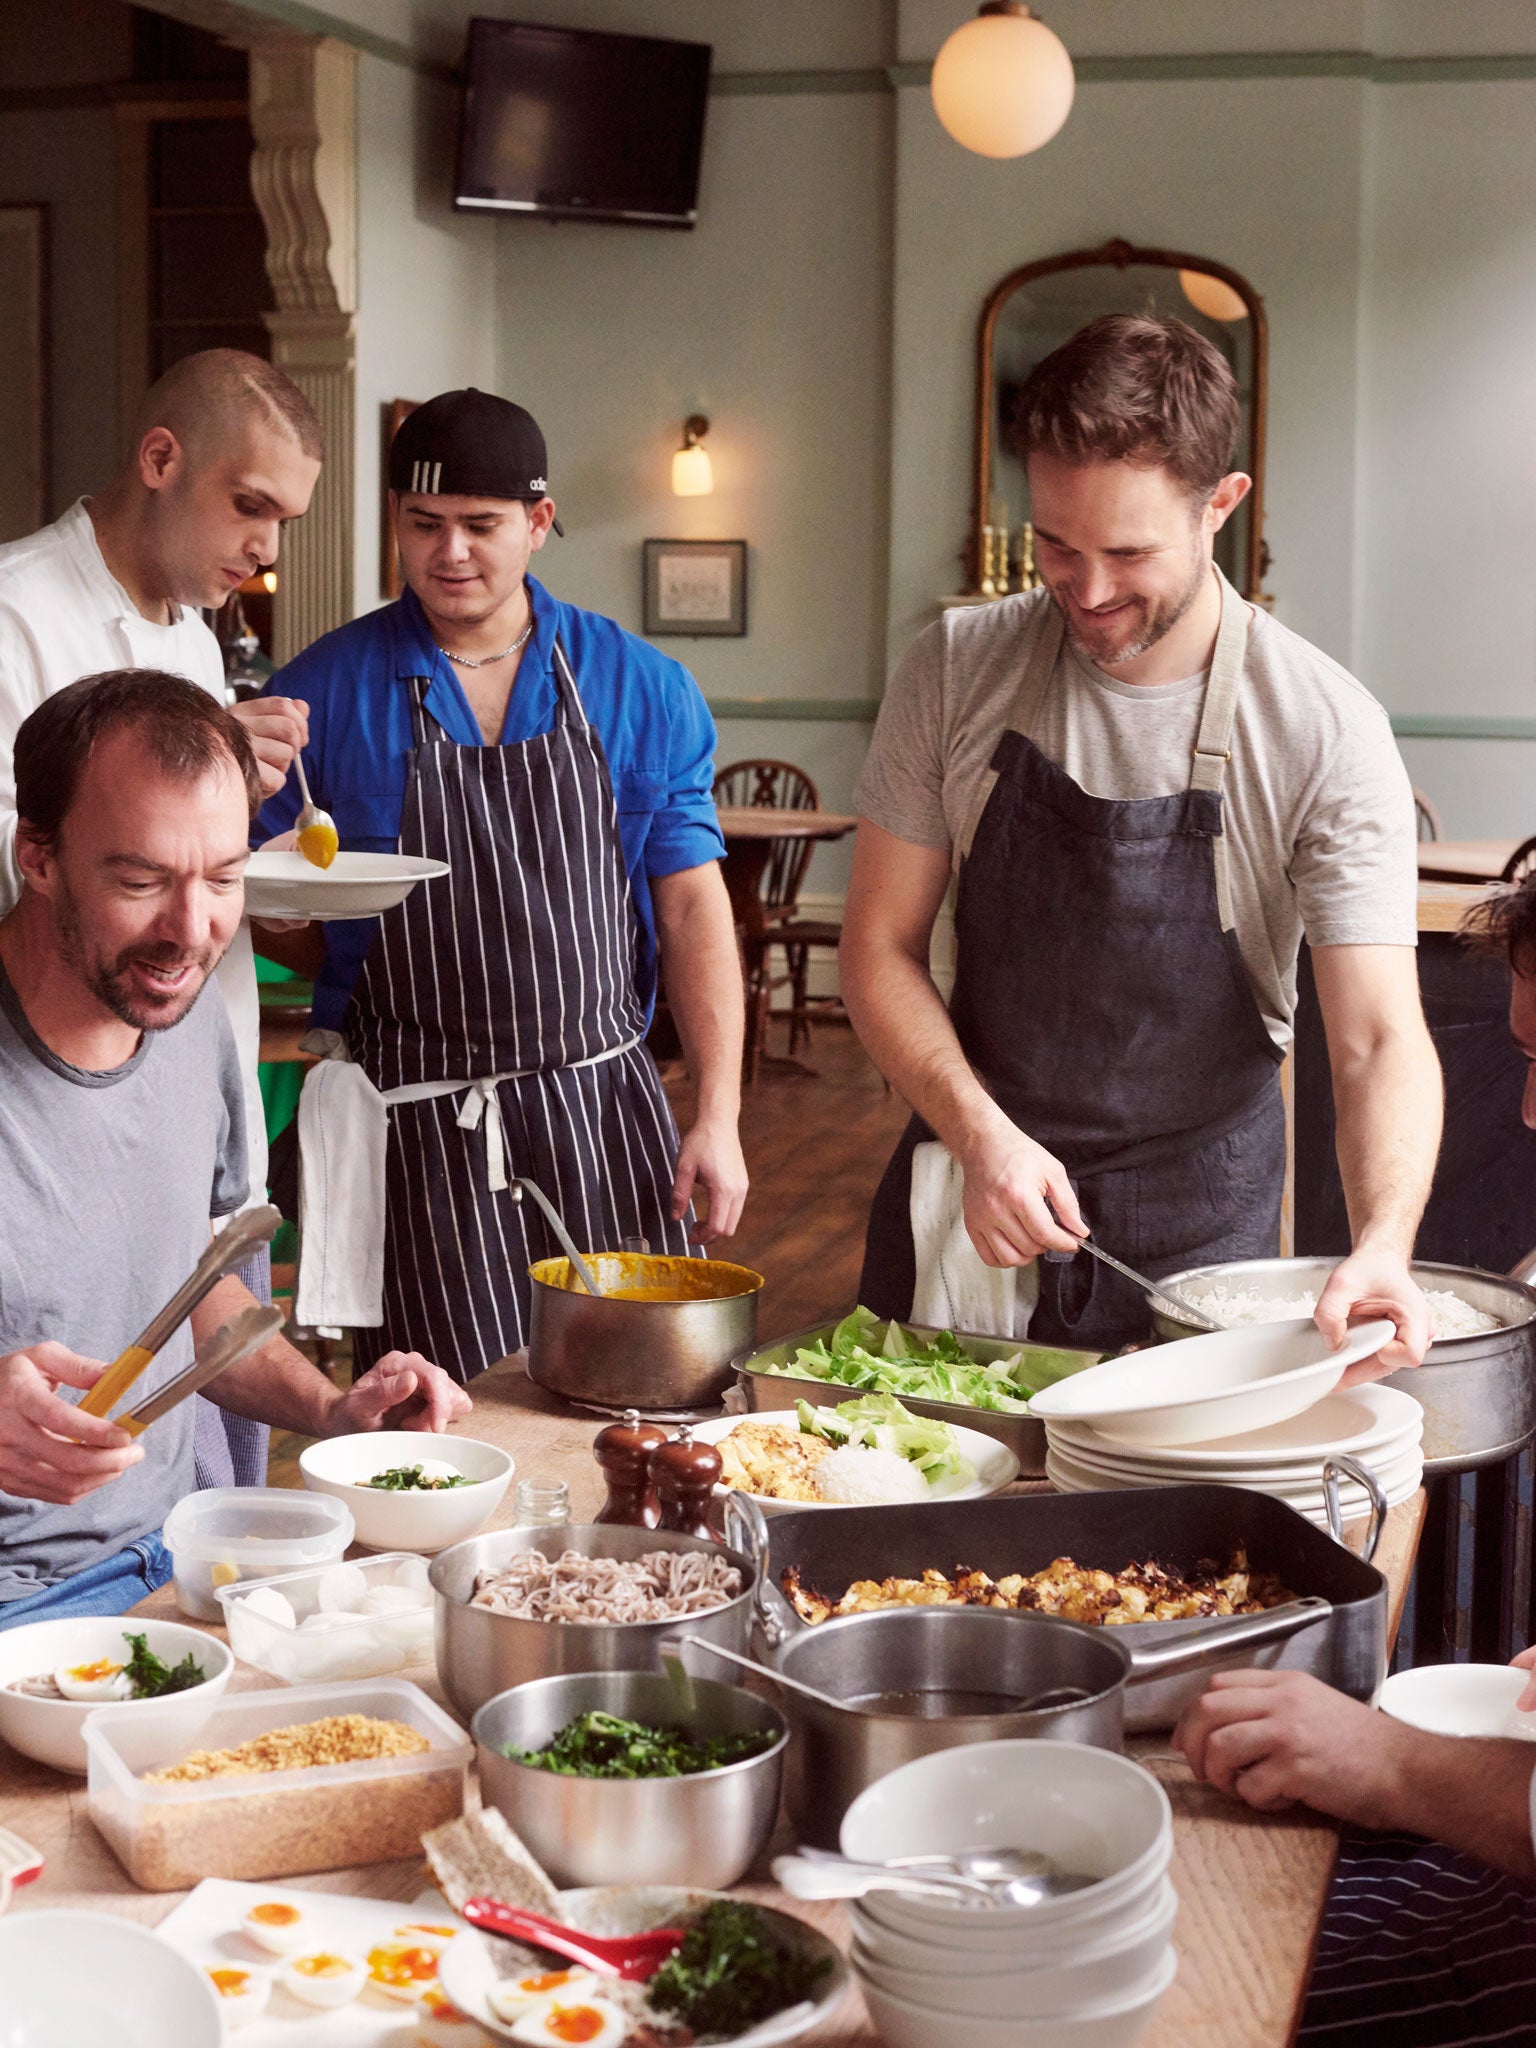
[473,1669,787,1888]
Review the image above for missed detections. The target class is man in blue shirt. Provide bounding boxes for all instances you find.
[257,390,746,1383]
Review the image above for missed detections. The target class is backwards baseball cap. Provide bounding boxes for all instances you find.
[389,388,563,534]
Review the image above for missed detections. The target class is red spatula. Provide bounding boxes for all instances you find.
[460,1898,684,1983]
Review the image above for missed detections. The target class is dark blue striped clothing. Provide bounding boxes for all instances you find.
[1302,1831,1536,2045]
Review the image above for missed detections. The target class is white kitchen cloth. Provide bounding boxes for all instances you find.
[909,1139,1039,1340]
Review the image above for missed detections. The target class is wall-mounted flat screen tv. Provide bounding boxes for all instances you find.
[455,18,712,230]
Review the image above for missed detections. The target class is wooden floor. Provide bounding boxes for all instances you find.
[268,1025,908,1484]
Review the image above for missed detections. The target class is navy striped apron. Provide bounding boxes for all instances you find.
[343,634,688,1384]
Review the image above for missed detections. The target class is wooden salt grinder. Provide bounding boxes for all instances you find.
[592,1408,668,1527]
[651,1425,722,1542]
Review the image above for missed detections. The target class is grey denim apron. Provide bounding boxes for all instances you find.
[860,570,1286,1352]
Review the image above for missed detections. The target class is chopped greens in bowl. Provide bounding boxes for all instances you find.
[503,1708,779,1779]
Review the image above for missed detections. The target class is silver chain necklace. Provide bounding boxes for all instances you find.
[439,618,534,669]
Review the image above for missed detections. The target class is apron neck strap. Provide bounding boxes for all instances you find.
[549,631,585,728]
[1188,568,1249,797]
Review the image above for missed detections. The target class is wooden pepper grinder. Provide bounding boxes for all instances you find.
[651,1425,722,1541]
[592,1408,669,1527]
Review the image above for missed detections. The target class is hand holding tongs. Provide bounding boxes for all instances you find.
[118,1302,286,1437]
[77,1204,282,1420]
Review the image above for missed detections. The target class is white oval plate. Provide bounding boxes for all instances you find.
[1378,1663,1536,1739]
[244,848,450,922]
[439,1886,848,2046]
[1042,1423,1422,1489]
[688,1411,1019,1513]
[1043,1436,1423,1498]
[1042,1384,1423,1469]
[1028,1318,1397,1447]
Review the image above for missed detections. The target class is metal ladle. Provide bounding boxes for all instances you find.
[290,753,339,870]
[509,1176,605,1298]
[665,1633,1094,1722]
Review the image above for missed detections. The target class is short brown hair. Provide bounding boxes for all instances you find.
[1462,868,1536,977]
[135,348,324,464]
[1010,314,1241,498]
[16,669,262,853]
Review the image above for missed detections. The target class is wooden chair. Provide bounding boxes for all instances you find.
[713,759,818,1079]
[1501,836,1536,885]
[1413,788,1443,842]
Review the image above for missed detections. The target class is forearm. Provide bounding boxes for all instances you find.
[1388,1727,1536,1883]
[195,1276,343,1437]
[840,927,1002,1152]
[1332,1023,1442,1254]
[250,922,327,976]
[656,866,744,1123]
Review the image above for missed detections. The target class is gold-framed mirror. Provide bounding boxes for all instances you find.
[971,237,1269,600]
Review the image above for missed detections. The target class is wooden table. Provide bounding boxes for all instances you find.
[3,1367,1425,2048]
[1417,838,1524,885]
[715,806,858,943]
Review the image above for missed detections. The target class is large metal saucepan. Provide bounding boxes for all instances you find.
[1152,1256,1536,1473]
[680,1598,1325,1848]
[528,1252,763,1414]
[430,1505,765,1722]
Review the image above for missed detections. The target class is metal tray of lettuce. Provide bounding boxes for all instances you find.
[733,1312,1100,1478]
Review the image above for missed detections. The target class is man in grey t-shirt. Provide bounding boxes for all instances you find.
[0,670,469,1624]
[843,315,1442,1366]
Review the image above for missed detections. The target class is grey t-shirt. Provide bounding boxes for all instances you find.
[854,589,1418,1046]
[0,961,248,1600]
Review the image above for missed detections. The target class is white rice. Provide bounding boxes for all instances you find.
[1175,1281,1502,1342]
[813,1445,929,1506]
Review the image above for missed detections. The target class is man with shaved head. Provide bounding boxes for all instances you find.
[0,346,322,1484]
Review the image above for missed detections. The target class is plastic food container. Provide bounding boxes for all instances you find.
[162,1488,353,1621]
[83,1677,470,1891]
[218,1552,434,1682]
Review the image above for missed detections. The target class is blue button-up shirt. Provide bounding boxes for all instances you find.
[256,577,724,1032]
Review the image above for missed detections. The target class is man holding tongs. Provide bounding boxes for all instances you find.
[0,673,466,1627]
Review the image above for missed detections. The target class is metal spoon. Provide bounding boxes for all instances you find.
[509,1176,605,1298]
[886,1845,1100,1905]
[774,1852,999,1907]
[291,752,339,870]
[1075,1236,1222,1333]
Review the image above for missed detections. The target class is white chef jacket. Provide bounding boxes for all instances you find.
[0,500,267,1207]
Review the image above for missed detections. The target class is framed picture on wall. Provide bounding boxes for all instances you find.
[380,398,419,599]
[642,538,748,637]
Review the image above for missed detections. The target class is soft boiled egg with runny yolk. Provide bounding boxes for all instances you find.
[508,1996,630,2048]
[366,1939,442,2001]
[415,1986,486,2048]
[488,1970,600,2021]
[243,1897,310,1955]
[205,1966,271,2028]
[53,1656,133,1702]
[280,1950,367,2008]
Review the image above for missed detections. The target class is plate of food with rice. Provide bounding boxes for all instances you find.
[690,1395,1019,1514]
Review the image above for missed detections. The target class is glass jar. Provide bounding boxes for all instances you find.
[515,1478,571,1527]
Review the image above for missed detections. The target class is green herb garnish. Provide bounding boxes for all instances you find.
[121,1631,208,1699]
[504,1709,777,1780]
[364,1464,469,1491]
[647,1900,830,2036]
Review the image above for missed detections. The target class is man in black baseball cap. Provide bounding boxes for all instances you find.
[253,388,747,1384]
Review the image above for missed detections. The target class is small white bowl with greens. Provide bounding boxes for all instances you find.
[693,1392,1019,1513]
[733,1308,1100,1479]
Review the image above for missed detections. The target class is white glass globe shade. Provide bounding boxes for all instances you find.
[931,10,1075,159]
[671,444,714,497]
[1179,269,1248,323]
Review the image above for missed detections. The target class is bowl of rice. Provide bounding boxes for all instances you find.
[689,1406,1020,1515]
[1149,1257,1536,1472]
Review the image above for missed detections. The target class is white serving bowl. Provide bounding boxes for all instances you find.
[857,1945,1176,2048]
[853,1877,1177,2017]
[840,1740,1173,1935]
[1378,1662,1536,1739]
[689,1411,1019,1514]
[0,1909,223,2046]
[0,1616,233,1774]
[300,1432,513,1552]
[1028,1317,1396,1446]
[851,1846,1171,1962]
[244,848,449,922]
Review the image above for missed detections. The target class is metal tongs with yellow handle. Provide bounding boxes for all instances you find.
[77,1204,283,1421]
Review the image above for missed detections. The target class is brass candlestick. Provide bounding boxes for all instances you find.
[979,524,997,597]
[1018,520,1039,590]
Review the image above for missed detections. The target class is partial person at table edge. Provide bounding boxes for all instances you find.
[253,388,747,1386]
[0,672,466,1630]
[840,314,1441,1374]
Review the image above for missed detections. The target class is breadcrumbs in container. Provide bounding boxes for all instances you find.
[82,1679,470,1891]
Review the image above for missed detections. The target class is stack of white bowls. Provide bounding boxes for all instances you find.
[1044,1382,1424,1528]
[839,1741,1177,2048]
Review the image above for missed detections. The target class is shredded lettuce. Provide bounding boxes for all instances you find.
[792,1393,976,1494]
[757,1306,1094,1415]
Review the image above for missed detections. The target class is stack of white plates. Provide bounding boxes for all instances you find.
[840,1742,1177,2047]
[1044,1383,1424,1528]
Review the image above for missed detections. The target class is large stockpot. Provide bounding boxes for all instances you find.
[727,1599,1326,1848]
[735,1318,1102,1479]
[1152,1257,1536,1473]
[473,1670,787,1889]
[528,1253,763,1414]
[430,1512,764,1723]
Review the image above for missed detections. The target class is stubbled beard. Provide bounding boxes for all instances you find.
[53,874,216,1032]
[1055,549,1208,665]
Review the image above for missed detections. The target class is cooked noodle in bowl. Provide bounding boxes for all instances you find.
[470,1549,743,1625]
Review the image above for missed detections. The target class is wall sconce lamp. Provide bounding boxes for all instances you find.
[1179,270,1249,323]
[671,414,714,497]
[931,2,1074,159]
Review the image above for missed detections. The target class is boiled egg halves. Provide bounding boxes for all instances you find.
[507,1995,630,2048]
[53,1657,133,1702]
